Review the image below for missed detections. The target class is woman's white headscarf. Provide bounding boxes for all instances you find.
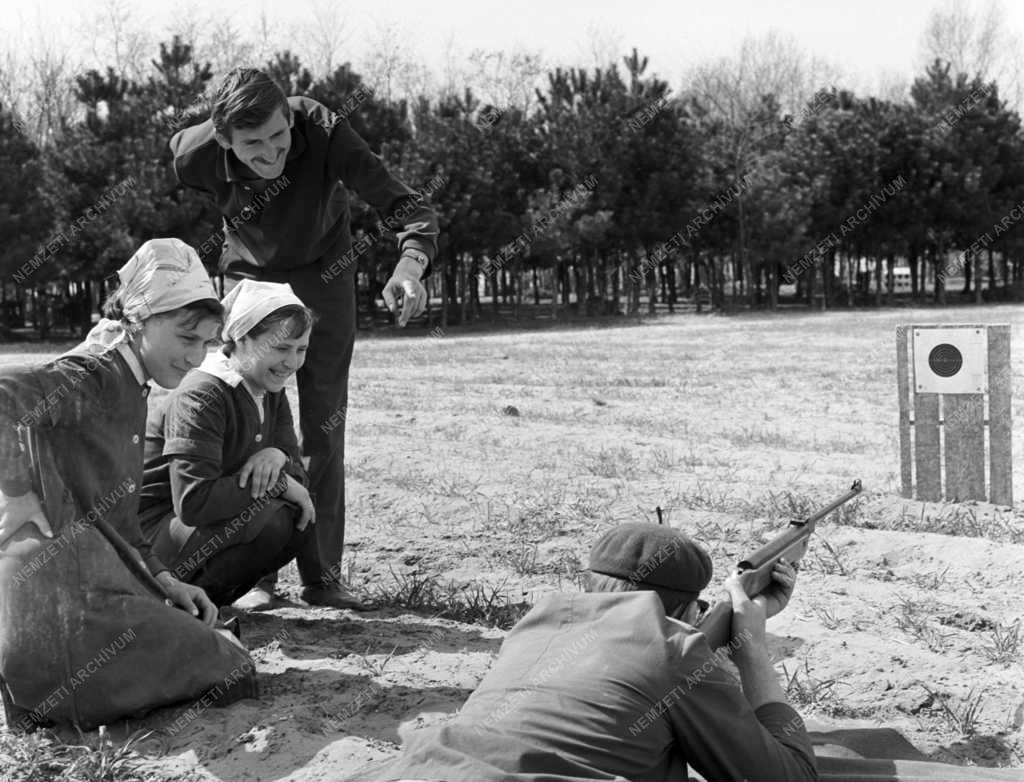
[85,238,218,350]
[221,279,306,342]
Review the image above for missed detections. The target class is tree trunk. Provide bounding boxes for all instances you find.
[736,173,750,307]
[666,260,676,313]
[908,247,919,298]
[730,252,739,311]
[611,260,621,313]
[934,244,947,306]
[820,251,832,310]
[846,253,854,308]
[513,261,522,319]
[647,256,657,316]
[977,249,987,303]
[551,267,559,319]
[441,264,451,328]
[470,257,481,320]
[490,266,499,321]
[631,255,641,315]
[460,255,469,325]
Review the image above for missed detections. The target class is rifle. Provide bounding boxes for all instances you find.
[695,479,863,650]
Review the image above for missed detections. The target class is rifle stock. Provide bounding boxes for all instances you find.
[696,480,862,650]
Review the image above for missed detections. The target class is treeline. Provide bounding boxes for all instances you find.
[4,38,1024,336]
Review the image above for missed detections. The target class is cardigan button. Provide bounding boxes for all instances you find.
[255,434,263,442]
[132,434,140,444]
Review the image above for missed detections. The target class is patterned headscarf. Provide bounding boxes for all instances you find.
[84,238,218,350]
[220,279,306,342]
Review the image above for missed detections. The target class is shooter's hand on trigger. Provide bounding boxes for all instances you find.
[382,256,427,327]
[754,558,798,620]
[0,490,53,547]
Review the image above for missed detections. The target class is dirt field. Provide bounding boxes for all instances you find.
[3,303,1024,780]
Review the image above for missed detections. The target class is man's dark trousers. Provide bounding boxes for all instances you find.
[254,255,356,587]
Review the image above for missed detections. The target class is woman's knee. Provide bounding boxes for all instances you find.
[248,499,305,549]
[241,498,296,543]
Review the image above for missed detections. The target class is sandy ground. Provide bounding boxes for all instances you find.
[4,303,1024,779]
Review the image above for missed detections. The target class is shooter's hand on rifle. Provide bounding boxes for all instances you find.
[723,559,798,711]
[723,558,798,651]
[757,558,798,619]
[695,480,859,651]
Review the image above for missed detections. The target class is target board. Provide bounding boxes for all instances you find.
[896,324,1012,505]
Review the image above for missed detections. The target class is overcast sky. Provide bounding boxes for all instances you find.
[3,0,1023,97]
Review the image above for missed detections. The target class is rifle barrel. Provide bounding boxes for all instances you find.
[695,479,863,650]
[738,479,862,571]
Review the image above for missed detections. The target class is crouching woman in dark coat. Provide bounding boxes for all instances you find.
[139,280,315,610]
[0,238,257,732]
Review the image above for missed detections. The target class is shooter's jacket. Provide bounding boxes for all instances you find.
[350,591,817,782]
[170,96,438,278]
[0,343,256,730]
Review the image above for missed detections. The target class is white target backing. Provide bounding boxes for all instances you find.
[912,326,987,394]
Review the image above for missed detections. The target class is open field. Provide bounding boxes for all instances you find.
[3,303,1024,780]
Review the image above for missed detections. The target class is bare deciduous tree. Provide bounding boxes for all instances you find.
[362,19,432,105]
[687,30,844,127]
[920,0,1024,108]
[204,14,257,77]
[871,69,912,105]
[297,0,353,78]
[0,43,29,115]
[577,21,624,70]
[82,0,152,82]
[22,16,80,146]
[466,48,544,113]
[438,29,464,100]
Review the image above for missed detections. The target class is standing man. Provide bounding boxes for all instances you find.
[170,68,438,610]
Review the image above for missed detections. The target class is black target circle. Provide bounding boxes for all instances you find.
[928,343,963,377]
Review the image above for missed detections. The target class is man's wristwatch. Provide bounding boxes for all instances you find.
[402,249,430,270]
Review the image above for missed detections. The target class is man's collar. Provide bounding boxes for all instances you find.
[114,343,148,386]
[222,150,261,184]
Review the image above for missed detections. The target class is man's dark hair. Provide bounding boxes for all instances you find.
[211,68,290,140]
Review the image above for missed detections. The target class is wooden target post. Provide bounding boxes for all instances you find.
[896,324,1012,505]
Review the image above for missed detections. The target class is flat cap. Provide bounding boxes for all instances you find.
[588,523,713,596]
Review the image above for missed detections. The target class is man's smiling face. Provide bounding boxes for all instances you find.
[216,107,293,181]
